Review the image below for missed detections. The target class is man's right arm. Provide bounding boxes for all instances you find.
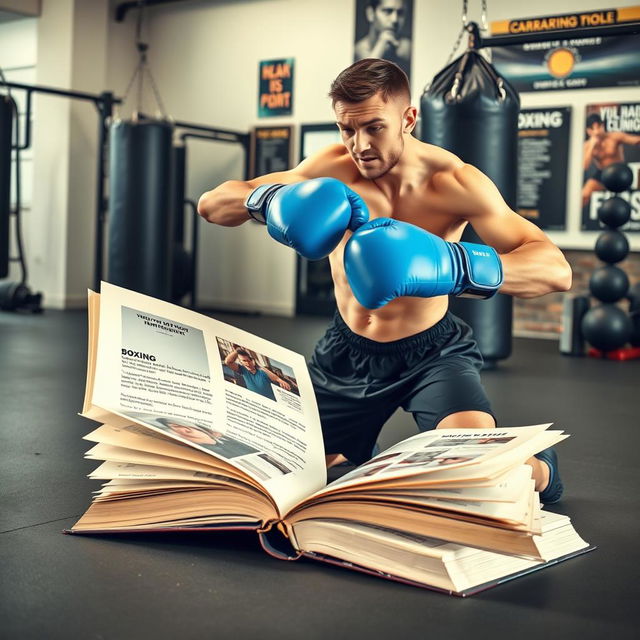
[224,349,240,372]
[196,144,343,227]
[196,145,369,261]
[583,137,598,170]
[197,173,302,227]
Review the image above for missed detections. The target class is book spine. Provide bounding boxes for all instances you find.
[258,521,302,560]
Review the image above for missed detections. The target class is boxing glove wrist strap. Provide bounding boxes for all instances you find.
[244,184,284,224]
[451,242,504,299]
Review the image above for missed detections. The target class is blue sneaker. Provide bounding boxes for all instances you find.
[535,447,564,504]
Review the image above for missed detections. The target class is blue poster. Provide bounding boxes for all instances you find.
[258,58,294,118]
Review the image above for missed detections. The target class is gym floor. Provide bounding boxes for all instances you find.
[1,308,638,639]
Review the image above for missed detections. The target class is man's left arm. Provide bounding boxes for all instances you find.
[261,367,291,390]
[448,164,572,299]
[617,131,640,146]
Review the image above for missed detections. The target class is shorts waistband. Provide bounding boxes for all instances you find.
[331,311,457,355]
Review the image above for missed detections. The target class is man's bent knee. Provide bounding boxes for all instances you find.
[326,453,348,468]
[436,411,496,430]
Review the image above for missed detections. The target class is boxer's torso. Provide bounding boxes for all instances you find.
[311,140,470,342]
[591,133,625,168]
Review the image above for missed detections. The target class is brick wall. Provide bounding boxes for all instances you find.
[514,249,640,337]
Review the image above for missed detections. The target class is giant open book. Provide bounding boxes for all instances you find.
[69,283,594,596]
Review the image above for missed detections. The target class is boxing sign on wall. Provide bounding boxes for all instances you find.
[490,7,640,91]
[581,102,640,232]
[258,58,294,117]
[251,126,292,179]
[517,107,571,231]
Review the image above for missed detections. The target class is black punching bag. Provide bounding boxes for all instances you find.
[421,50,519,367]
[107,119,175,300]
[171,143,193,303]
[0,95,13,279]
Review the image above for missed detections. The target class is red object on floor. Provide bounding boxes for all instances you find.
[587,347,640,360]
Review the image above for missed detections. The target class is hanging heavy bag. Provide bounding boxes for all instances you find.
[420,49,519,367]
[107,119,175,301]
[0,94,13,279]
[171,143,194,303]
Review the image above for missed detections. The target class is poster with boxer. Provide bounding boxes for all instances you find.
[353,0,413,81]
[490,7,640,92]
[517,107,571,231]
[581,102,640,232]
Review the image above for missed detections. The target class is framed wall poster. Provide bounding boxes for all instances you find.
[258,58,294,118]
[250,126,293,180]
[490,7,640,92]
[517,107,571,231]
[581,102,640,232]
[299,123,342,162]
[353,0,414,81]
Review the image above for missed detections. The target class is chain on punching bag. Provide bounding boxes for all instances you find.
[420,45,520,366]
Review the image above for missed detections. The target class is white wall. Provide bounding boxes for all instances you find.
[64,0,110,306]
[29,0,75,308]
[0,17,36,287]
[28,0,114,308]
[0,0,125,308]
[143,0,358,315]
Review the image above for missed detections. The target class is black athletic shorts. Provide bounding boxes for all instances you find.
[584,165,603,183]
[308,311,496,465]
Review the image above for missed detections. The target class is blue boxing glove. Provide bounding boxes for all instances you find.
[245,178,369,260]
[344,218,503,309]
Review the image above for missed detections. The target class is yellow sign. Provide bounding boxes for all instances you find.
[491,6,640,35]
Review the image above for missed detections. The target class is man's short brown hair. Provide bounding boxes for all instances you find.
[329,58,410,105]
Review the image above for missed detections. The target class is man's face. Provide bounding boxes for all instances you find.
[168,423,215,444]
[368,0,406,35]
[238,355,256,372]
[334,92,409,179]
[588,121,606,138]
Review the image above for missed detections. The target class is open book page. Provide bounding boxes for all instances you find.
[84,282,326,516]
[84,424,270,491]
[281,426,564,544]
[313,477,538,525]
[369,465,535,502]
[286,498,547,559]
[306,425,564,498]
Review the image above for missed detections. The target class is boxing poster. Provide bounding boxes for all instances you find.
[353,0,414,81]
[489,7,640,91]
[251,126,292,179]
[581,102,640,232]
[517,107,571,231]
[258,58,294,117]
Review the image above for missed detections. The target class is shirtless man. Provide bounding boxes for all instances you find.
[197,59,571,503]
[582,113,640,207]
